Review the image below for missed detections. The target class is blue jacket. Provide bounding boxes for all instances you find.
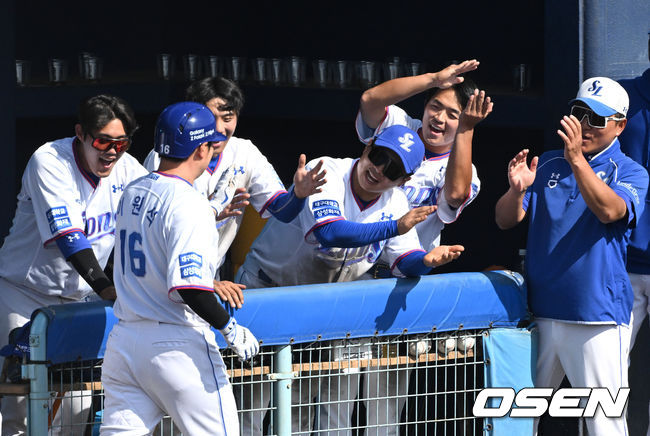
[523,140,648,325]
[619,69,650,274]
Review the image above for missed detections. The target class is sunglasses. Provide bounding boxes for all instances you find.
[367,145,409,181]
[89,133,132,153]
[570,105,624,129]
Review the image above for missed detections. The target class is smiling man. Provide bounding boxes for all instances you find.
[495,77,649,436]
[236,124,464,434]
[0,94,147,434]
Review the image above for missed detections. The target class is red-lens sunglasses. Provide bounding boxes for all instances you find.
[89,133,132,153]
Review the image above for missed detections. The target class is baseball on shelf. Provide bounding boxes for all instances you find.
[437,336,457,354]
[457,336,476,352]
[408,339,430,358]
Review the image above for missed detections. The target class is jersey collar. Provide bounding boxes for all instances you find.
[350,160,381,211]
[153,170,193,187]
[205,152,222,175]
[586,138,620,163]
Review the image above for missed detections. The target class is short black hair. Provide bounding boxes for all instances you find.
[77,95,138,136]
[185,77,245,115]
[423,76,478,111]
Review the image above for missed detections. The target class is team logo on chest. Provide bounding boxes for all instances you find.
[596,171,609,183]
[547,172,561,189]
[233,166,245,175]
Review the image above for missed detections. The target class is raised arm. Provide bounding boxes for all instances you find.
[443,88,493,207]
[359,60,480,129]
[495,149,538,229]
[559,115,627,223]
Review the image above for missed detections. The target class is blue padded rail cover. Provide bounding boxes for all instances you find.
[38,270,527,363]
[482,327,538,435]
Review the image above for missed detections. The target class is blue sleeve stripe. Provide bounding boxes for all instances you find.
[266,187,306,223]
[259,190,288,215]
[43,227,85,247]
[53,230,92,259]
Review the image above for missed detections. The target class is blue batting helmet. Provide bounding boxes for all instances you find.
[154,102,226,159]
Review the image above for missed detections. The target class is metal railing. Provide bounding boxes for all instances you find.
[17,271,530,435]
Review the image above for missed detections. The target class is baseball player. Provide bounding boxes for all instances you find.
[144,78,326,298]
[355,60,492,434]
[495,77,649,436]
[236,124,464,434]
[0,95,147,435]
[101,102,260,435]
[618,55,650,436]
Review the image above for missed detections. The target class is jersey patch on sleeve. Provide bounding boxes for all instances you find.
[46,206,72,234]
[314,208,341,220]
[312,199,340,210]
[179,252,203,279]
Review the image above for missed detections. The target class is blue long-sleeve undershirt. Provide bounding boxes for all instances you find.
[396,250,432,277]
[313,219,399,248]
[266,186,305,223]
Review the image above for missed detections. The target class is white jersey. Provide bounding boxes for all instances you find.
[112,172,220,327]
[144,136,286,268]
[356,105,480,250]
[0,137,147,299]
[241,157,424,286]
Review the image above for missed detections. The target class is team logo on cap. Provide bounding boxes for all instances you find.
[399,133,415,152]
[587,80,603,96]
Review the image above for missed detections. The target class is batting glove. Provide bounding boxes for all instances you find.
[219,317,260,361]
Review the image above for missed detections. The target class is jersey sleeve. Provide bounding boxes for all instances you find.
[143,149,160,172]
[165,198,219,300]
[242,141,287,218]
[611,160,649,228]
[355,105,423,144]
[23,151,86,246]
[301,158,347,244]
[436,164,481,223]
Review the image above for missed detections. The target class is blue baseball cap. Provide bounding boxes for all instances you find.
[372,125,424,175]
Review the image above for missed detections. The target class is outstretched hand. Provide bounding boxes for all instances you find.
[397,206,437,235]
[434,60,480,89]
[459,88,493,129]
[423,245,465,268]
[216,188,250,221]
[293,154,327,198]
[508,149,538,193]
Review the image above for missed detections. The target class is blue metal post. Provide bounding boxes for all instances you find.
[25,312,50,436]
[272,344,293,436]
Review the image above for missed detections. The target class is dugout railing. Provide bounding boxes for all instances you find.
[7,270,535,435]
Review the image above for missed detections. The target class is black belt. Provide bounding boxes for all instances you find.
[368,263,393,279]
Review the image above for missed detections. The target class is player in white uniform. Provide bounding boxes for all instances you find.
[0,95,147,435]
[237,125,465,434]
[101,102,259,435]
[144,78,326,300]
[355,60,493,434]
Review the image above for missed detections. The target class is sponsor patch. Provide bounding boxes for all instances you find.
[312,199,340,209]
[314,207,341,220]
[46,206,71,234]
[180,265,202,279]
[179,252,202,267]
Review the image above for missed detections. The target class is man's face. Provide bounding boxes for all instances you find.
[573,103,627,154]
[204,97,238,155]
[75,118,128,178]
[420,88,462,151]
[355,146,407,197]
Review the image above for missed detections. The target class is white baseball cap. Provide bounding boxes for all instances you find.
[570,77,629,117]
